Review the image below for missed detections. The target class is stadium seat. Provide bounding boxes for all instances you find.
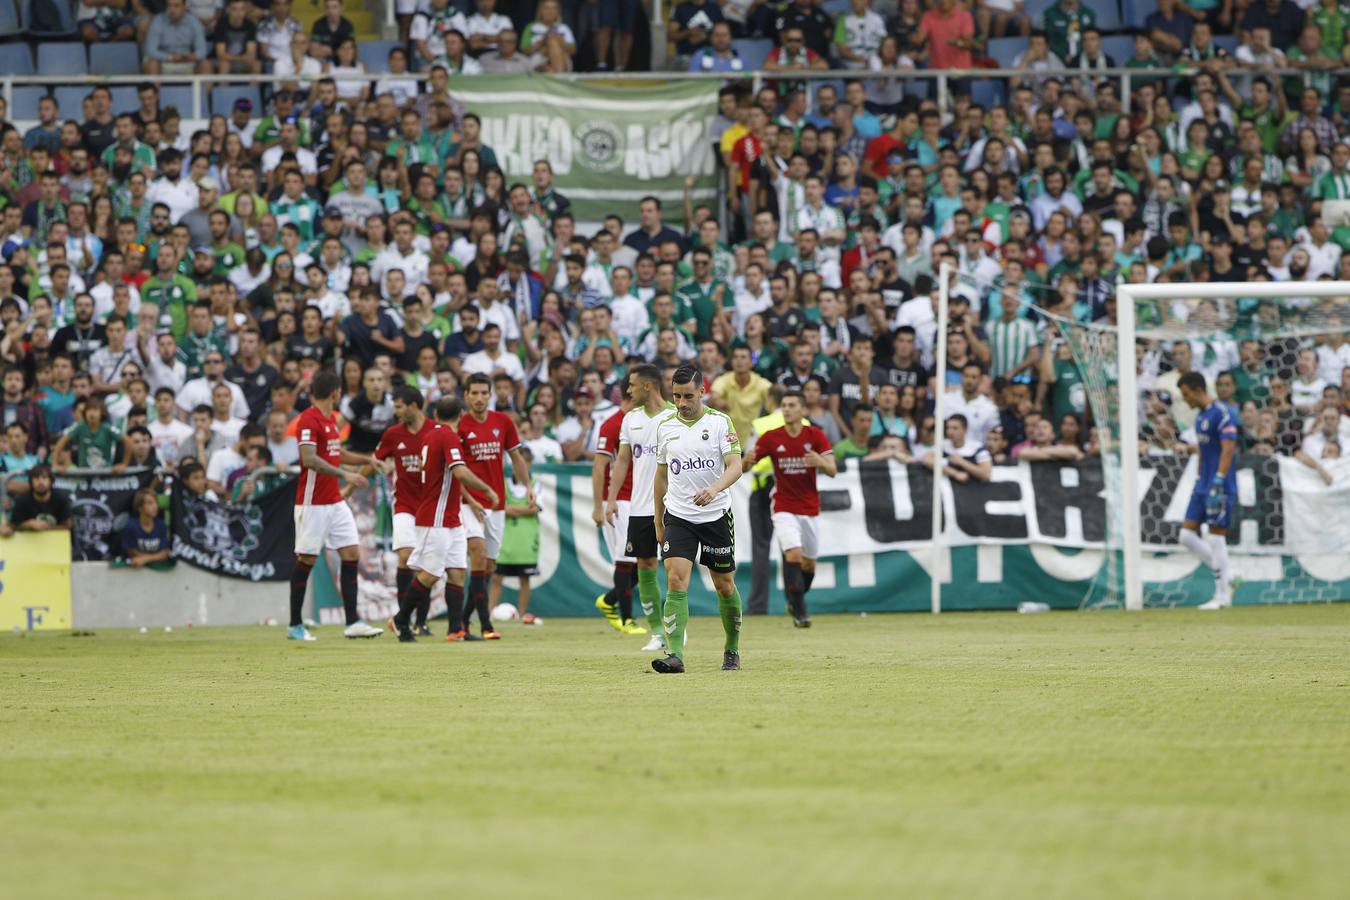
[108,85,138,113]
[0,42,33,75]
[159,84,194,115]
[1091,0,1123,33]
[970,79,1005,110]
[987,36,1024,69]
[10,84,46,118]
[21,0,75,37]
[36,40,85,75]
[358,39,401,73]
[1121,0,1148,29]
[0,0,21,37]
[90,42,140,75]
[820,0,849,14]
[1026,0,1056,27]
[905,79,929,100]
[1101,35,1133,64]
[52,84,86,116]
[210,83,259,117]
[732,38,773,71]
[1213,35,1239,55]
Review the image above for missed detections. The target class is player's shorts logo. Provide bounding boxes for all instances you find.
[626,541,633,553]
[662,541,670,553]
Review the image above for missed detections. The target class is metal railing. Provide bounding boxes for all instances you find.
[0,65,1335,121]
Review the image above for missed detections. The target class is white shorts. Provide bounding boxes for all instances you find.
[294,502,360,555]
[772,511,819,559]
[392,512,416,551]
[407,525,468,574]
[604,499,634,564]
[461,504,506,559]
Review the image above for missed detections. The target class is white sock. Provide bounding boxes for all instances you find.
[1209,536,1231,602]
[1178,528,1215,569]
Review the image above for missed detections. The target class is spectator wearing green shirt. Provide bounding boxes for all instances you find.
[387,109,438,167]
[53,396,127,469]
[272,170,322,246]
[100,114,157,176]
[1043,0,1095,64]
[141,244,198,340]
[832,406,872,461]
[674,247,730,342]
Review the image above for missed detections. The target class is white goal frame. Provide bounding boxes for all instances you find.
[1115,280,1350,611]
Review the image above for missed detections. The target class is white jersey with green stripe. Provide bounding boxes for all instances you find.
[620,401,674,517]
[655,406,742,524]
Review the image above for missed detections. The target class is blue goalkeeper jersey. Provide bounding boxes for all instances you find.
[1195,401,1239,493]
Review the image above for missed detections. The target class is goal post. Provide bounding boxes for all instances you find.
[1113,279,1350,611]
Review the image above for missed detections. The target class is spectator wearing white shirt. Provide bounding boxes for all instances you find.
[462,323,526,384]
[256,0,303,67]
[146,149,198,223]
[473,281,522,346]
[464,0,513,53]
[148,386,193,466]
[371,220,430,294]
[141,331,187,395]
[208,382,247,445]
[944,361,1001,445]
[176,351,250,420]
[733,262,772,336]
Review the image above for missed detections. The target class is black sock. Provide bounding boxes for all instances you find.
[289,559,313,627]
[475,576,492,632]
[414,585,431,628]
[396,567,412,610]
[615,562,635,622]
[783,561,805,619]
[340,559,359,626]
[445,582,465,634]
[400,579,430,630]
[464,571,485,630]
[803,568,815,593]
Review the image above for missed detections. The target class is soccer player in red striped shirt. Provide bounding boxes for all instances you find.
[748,390,836,627]
[373,386,436,634]
[396,396,497,643]
[456,373,533,640]
[288,370,382,641]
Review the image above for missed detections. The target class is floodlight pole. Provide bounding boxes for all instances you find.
[932,263,951,615]
[1116,285,1143,612]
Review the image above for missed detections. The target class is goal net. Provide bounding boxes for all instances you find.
[1058,283,1344,604]
[946,272,1350,610]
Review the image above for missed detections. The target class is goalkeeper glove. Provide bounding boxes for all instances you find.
[1206,474,1227,520]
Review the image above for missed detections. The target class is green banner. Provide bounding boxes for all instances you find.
[448,75,720,222]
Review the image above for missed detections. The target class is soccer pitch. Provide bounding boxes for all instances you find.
[4,607,1349,899]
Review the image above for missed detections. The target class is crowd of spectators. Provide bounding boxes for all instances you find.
[1,0,1349,562]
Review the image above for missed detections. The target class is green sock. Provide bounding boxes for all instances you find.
[663,589,688,658]
[718,588,742,654]
[637,568,662,640]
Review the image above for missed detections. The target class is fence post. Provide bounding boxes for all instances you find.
[648,0,667,71]
[191,80,201,119]
[1121,71,1131,116]
[937,73,949,116]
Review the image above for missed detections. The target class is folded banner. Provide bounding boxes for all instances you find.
[54,468,158,561]
[447,75,720,222]
[0,531,72,631]
[170,477,297,582]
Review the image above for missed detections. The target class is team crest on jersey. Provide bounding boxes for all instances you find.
[467,431,476,439]
[492,428,500,437]
[397,442,406,449]
[805,443,812,451]
[777,444,786,451]
[702,430,709,440]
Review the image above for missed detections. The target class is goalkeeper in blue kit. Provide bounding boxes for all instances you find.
[1177,372,1239,610]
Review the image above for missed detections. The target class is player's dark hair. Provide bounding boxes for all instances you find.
[671,364,701,386]
[631,363,661,385]
[1178,371,1207,392]
[465,372,491,391]
[395,385,423,407]
[782,389,805,404]
[946,413,969,428]
[310,370,341,400]
[435,396,462,422]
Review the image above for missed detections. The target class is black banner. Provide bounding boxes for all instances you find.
[170,477,297,581]
[54,468,158,561]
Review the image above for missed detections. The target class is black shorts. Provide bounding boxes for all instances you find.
[663,511,736,573]
[626,514,659,560]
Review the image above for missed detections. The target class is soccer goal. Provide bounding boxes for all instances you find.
[936,267,1350,612]
[1106,281,1350,610]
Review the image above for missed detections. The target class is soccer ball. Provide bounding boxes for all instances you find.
[490,602,520,623]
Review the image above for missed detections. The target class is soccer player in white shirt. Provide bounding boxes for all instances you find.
[652,364,744,673]
[605,364,675,652]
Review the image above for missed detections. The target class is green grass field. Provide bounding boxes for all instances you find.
[4,606,1350,899]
